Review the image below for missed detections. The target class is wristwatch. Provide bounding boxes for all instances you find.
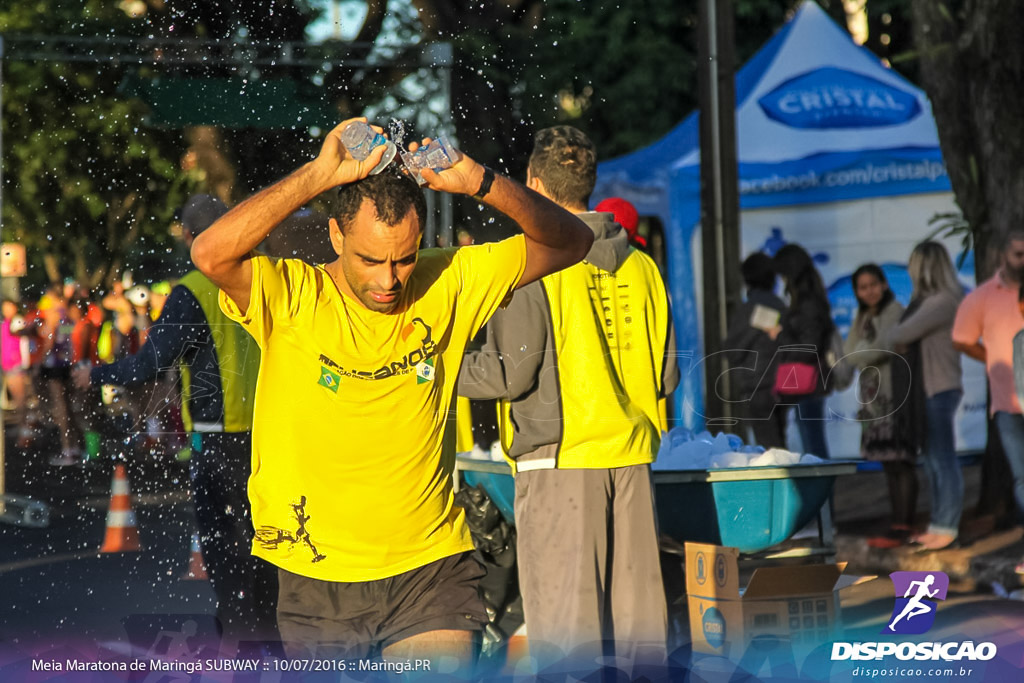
[472,166,495,200]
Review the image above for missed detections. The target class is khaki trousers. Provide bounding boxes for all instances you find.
[514,463,667,666]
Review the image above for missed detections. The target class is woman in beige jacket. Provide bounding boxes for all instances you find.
[845,264,915,548]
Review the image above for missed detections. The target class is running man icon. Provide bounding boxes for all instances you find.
[884,571,949,635]
[889,575,938,630]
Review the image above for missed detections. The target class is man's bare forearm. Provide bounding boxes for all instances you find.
[192,161,330,274]
[190,117,388,306]
[482,173,589,249]
[473,171,592,285]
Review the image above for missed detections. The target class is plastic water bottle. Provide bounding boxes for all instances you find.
[340,121,397,175]
[399,134,462,186]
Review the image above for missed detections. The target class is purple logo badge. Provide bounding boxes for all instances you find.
[883,571,949,635]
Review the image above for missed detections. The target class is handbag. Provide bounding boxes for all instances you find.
[774,361,819,395]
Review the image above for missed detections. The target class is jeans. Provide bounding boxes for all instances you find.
[993,411,1024,516]
[795,396,830,459]
[923,390,963,536]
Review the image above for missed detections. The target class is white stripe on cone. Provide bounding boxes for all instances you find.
[105,509,137,528]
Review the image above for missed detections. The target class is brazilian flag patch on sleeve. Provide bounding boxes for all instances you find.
[318,366,341,393]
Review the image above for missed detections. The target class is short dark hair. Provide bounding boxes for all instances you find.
[1003,228,1024,250]
[335,171,427,234]
[741,252,776,291]
[528,126,597,206]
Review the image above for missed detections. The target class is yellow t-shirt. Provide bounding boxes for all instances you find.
[220,235,527,582]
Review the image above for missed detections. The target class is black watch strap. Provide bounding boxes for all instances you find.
[472,166,496,200]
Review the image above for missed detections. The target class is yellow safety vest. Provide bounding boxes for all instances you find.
[500,250,671,470]
[96,321,114,364]
[178,270,260,432]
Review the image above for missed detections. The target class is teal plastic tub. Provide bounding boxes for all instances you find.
[456,458,857,553]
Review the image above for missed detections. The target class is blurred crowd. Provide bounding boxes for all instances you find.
[1,274,184,466]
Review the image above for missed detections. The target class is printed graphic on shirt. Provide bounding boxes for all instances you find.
[316,318,437,382]
[254,496,327,564]
[588,269,635,350]
[416,357,435,384]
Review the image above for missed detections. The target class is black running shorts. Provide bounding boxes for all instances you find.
[276,551,488,659]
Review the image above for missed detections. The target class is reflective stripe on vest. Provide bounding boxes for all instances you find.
[178,270,260,433]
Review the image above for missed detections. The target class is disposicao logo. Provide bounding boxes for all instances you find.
[884,570,947,635]
[831,571,997,663]
[758,67,921,129]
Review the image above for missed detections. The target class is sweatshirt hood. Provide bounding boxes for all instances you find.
[578,211,631,272]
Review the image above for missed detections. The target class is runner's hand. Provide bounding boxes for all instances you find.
[314,118,389,188]
[412,139,486,197]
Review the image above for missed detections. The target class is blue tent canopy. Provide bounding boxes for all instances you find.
[593,0,951,427]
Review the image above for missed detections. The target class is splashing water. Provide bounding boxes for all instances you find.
[388,119,406,148]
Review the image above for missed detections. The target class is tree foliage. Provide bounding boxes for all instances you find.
[0,1,333,292]
[407,0,806,174]
[4,0,870,291]
[1,1,192,291]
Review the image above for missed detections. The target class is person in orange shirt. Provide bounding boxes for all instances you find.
[953,230,1024,541]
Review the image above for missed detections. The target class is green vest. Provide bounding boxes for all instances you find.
[178,270,260,432]
[501,249,671,469]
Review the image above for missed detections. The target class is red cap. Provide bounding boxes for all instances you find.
[595,197,646,247]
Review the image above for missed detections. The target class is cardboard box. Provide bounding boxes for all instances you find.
[685,542,845,660]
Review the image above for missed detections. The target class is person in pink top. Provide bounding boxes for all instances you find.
[952,230,1024,533]
[2,299,31,432]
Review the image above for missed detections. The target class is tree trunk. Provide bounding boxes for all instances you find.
[911,0,1024,281]
[43,253,61,286]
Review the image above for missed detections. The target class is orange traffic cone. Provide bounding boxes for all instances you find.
[100,464,142,553]
[181,532,208,580]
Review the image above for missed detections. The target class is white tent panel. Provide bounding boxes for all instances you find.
[740,193,985,457]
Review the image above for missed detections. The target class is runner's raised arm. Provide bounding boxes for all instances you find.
[417,149,593,287]
[190,117,388,312]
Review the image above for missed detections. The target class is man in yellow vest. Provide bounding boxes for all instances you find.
[459,126,679,666]
[73,195,276,643]
[189,118,593,665]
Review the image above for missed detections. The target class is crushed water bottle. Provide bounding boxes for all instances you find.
[400,135,462,186]
[341,121,397,175]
